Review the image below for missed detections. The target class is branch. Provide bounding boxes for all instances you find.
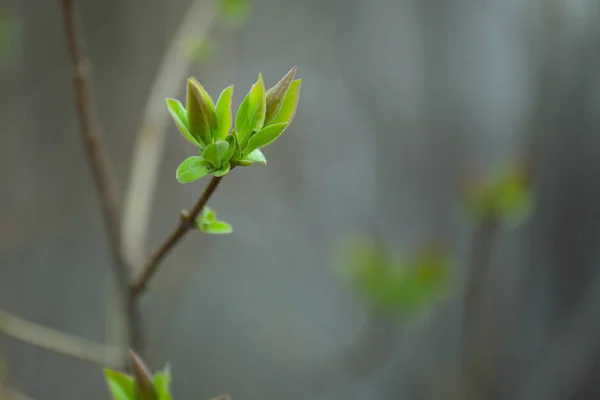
[122,0,217,269]
[61,0,140,352]
[3,385,36,400]
[0,310,122,367]
[130,175,224,296]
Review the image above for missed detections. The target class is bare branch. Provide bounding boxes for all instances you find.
[60,0,140,353]
[130,175,224,296]
[122,0,217,270]
[3,385,36,400]
[0,310,122,367]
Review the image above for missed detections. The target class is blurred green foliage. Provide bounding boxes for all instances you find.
[463,161,533,226]
[218,0,250,26]
[336,236,452,318]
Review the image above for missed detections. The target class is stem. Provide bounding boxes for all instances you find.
[130,175,224,296]
[61,0,139,355]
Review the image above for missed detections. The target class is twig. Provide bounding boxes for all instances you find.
[122,0,217,270]
[60,0,140,353]
[0,310,122,367]
[130,175,223,296]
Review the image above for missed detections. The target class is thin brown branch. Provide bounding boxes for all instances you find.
[60,0,140,353]
[130,175,224,296]
[0,310,123,367]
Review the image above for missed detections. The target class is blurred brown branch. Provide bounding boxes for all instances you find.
[0,311,122,367]
[2,0,224,369]
[122,0,217,270]
[3,385,36,400]
[60,0,141,356]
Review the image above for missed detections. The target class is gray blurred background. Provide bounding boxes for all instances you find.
[2,0,600,399]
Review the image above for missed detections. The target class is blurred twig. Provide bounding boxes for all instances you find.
[60,0,140,355]
[3,386,36,400]
[122,0,217,270]
[0,310,122,367]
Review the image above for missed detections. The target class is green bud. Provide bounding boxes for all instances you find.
[129,351,158,400]
[186,77,217,145]
[265,66,297,125]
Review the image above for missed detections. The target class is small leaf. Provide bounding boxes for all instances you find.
[243,122,288,157]
[153,364,172,400]
[231,130,242,161]
[104,369,136,400]
[200,206,217,222]
[235,95,251,148]
[187,77,217,144]
[130,350,158,400]
[231,159,254,167]
[202,141,229,169]
[265,67,297,125]
[243,148,267,165]
[215,140,231,167]
[165,99,202,147]
[215,85,234,140]
[202,220,233,234]
[212,162,231,177]
[223,135,236,163]
[176,156,209,183]
[248,73,266,132]
[271,79,301,125]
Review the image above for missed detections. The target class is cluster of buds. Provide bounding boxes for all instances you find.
[165,67,301,183]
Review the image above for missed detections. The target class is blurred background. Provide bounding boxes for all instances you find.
[2,0,600,399]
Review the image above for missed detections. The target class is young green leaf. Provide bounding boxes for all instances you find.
[235,95,251,147]
[223,135,236,163]
[242,122,288,157]
[265,67,297,125]
[243,148,267,165]
[165,99,202,147]
[215,140,231,166]
[104,369,136,400]
[201,206,217,222]
[202,220,233,234]
[214,85,234,140]
[248,73,266,132]
[271,79,301,125]
[202,141,229,169]
[230,130,242,161]
[212,162,231,177]
[176,156,209,183]
[153,365,172,400]
[231,159,254,167]
[187,77,217,144]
